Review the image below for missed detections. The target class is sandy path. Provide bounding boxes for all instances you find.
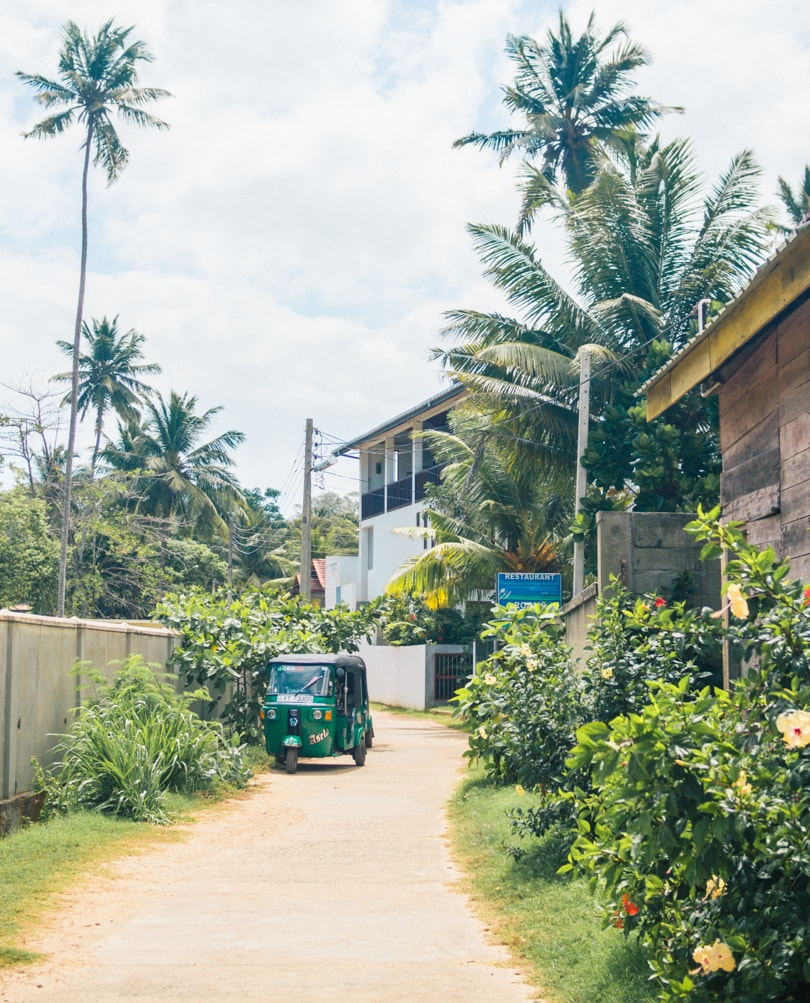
[1,710,537,1002]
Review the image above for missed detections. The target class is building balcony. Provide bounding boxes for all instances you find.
[360,464,446,520]
[415,464,443,500]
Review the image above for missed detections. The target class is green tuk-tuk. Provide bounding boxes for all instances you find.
[261,653,374,774]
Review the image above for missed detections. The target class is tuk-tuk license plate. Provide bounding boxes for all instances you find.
[276,694,314,704]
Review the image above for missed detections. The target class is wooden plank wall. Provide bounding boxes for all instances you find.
[719,297,810,582]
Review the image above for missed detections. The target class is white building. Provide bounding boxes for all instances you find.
[325,384,466,608]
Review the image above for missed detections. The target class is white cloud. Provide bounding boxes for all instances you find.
[1,0,808,512]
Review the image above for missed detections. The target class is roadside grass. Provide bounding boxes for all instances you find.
[448,771,656,1003]
[0,748,269,968]
[0,811,177,967]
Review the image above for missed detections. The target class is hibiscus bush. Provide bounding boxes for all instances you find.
[566,508,810,1001]
[453,603,583,789]
[581,582,723,725]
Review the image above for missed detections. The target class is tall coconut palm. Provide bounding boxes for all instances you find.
[54,316,161,472]
[455,11,676,197]
[438,140,773,514]
[17,20,171,614]
[104,390,246,535]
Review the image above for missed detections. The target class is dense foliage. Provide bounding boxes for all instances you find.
[456,512,810,1001]
[566,510,810,1001]
[155,589,376,740]
[34,655,250,824]
[375,592,491,646]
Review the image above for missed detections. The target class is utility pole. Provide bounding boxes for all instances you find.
[227,515,234,606]
[572,349,591,597]
[300,418,313,601]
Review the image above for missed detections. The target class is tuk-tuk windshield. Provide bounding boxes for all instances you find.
[267,664,332,697]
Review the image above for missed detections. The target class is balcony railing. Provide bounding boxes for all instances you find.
[361,487,385,520]
[415,464,444,500]
[360,463,447,519]
[387,475,413,511]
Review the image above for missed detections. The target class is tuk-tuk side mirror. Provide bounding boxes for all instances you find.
[336,667,345,679]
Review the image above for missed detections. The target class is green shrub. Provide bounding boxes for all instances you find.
[454,603,583,788]
[155,588,377,739]
[581,581,723,725]
[376,594,489,646]
[566,509,810,1001]
[35,655,251,824]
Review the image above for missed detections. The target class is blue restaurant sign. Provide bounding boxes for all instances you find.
[496,572,562,607]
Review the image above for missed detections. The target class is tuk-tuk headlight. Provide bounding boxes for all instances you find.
[265,708,277,720]
[311,709,323,721]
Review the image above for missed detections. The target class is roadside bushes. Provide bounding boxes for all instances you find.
[454,603,582,789]
[35,655,250,824]
[455,509,810,1001]
[155,589,377,740]
[375,593,490,646]
[567,510,810,1001]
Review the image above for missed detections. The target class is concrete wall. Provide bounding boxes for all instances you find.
[357,641,470,710]
[596,510,721,609]
[359,503,430,602]
[0,611,178,800]
[324,555,359,610]
[562,582,598,669]
[358,640,429,710]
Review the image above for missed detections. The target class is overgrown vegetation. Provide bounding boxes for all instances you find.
[155,590,378,740]
[34,655,251,824]
[455,511,810,1001]
[374,592,491,646]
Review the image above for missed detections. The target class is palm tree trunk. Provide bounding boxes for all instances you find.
[91,404,104,477]
[57,121,93,616]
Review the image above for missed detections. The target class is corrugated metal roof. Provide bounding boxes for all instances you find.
[639,221,810,400]
[333,382,467,455]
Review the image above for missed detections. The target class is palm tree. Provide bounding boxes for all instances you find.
[54,316,161,472]
[454,11,676,197]
[438,139,773,515]
[777,166,810,229]
[386,412,573,607]
[104,390,246,535]
[17,19,171,614]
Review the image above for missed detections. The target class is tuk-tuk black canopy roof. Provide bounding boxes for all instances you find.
[265,653,366,670]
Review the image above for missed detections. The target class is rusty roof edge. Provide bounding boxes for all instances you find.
[639,221,810,399]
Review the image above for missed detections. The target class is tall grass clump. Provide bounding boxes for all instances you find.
[35,655,251,824]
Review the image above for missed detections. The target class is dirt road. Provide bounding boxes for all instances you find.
[1,710,537,1002]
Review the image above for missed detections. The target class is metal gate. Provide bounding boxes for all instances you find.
[433,651,473,703]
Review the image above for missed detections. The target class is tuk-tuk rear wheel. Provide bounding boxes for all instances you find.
[353,737,367,767]
[285,748,299,774]
[365,728,373,749]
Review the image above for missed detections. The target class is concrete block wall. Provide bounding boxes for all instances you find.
[596,511,721,610]
[1,611,178,801]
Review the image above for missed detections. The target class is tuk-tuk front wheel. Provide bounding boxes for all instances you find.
[285,748,299,774]
[353,737,367,767]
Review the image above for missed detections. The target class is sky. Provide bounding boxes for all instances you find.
[0,0,808,515]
